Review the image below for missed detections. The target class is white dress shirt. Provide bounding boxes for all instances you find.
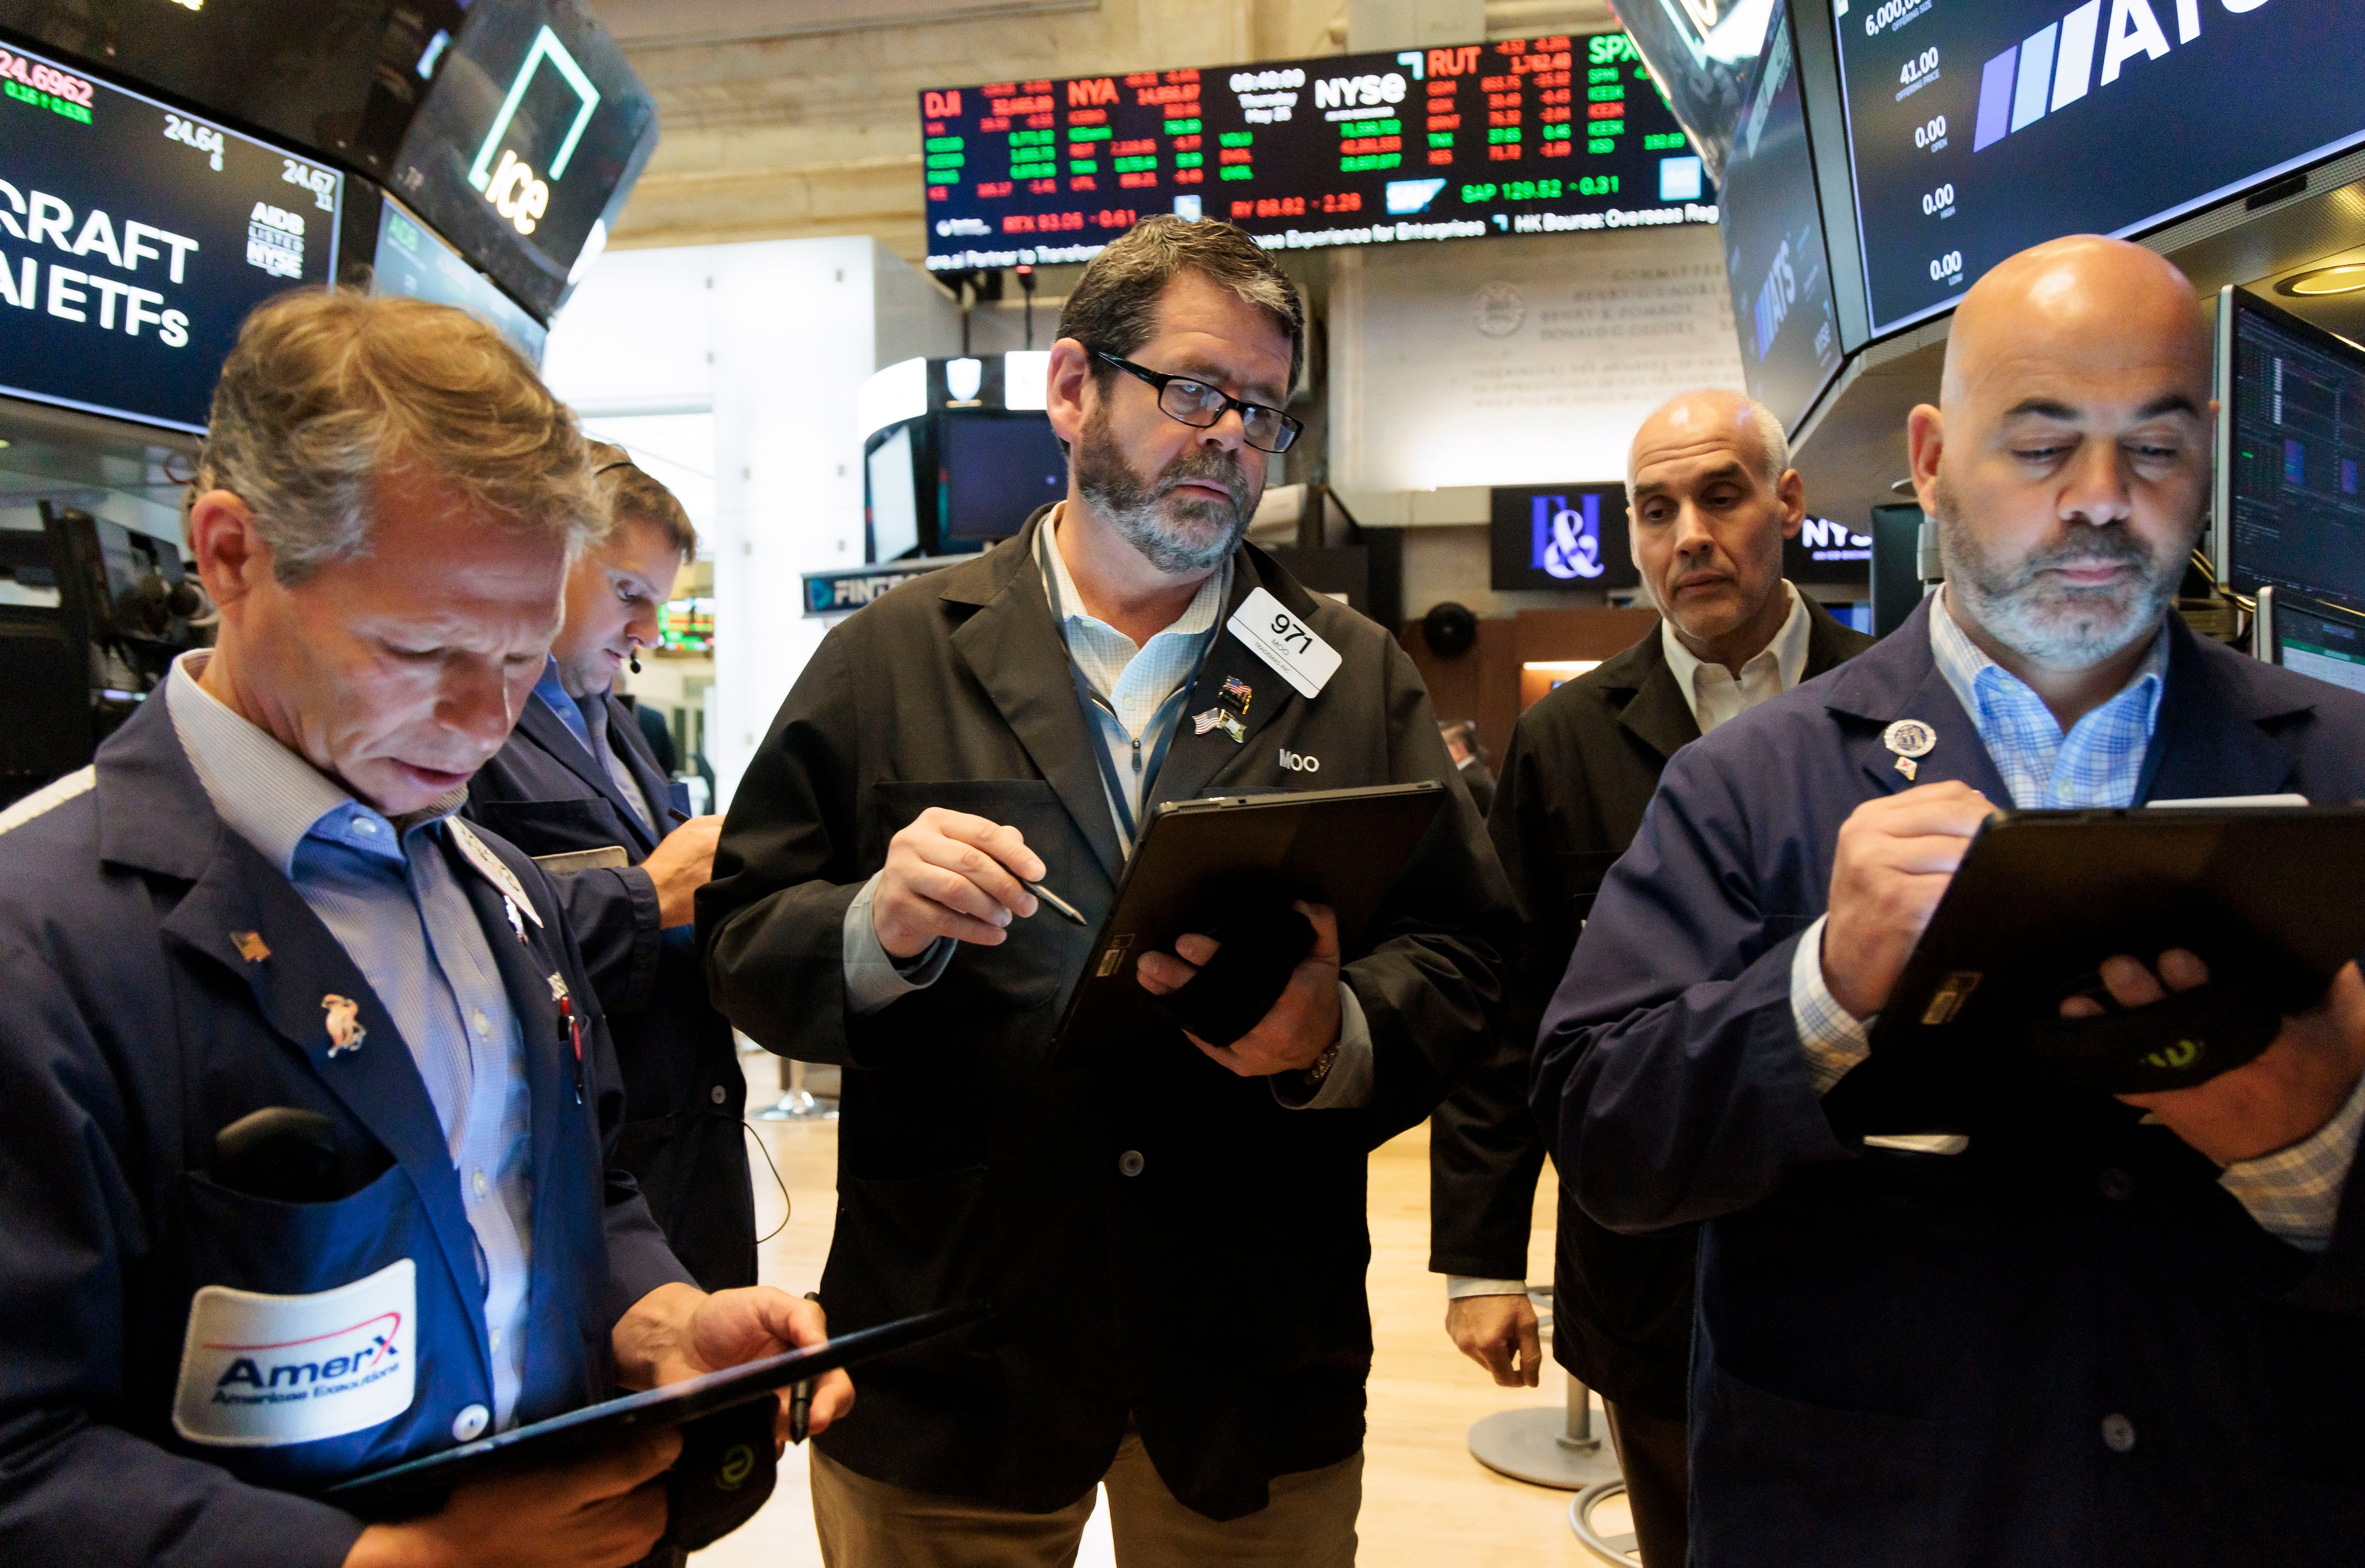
[1658,580,1812,737]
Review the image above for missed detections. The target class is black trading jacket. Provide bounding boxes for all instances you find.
[699,509,1515,1519]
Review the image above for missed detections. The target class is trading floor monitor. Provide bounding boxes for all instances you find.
[2216,287,2365,615]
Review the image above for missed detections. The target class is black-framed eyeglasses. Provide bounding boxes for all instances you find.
[1094,351,1302,454]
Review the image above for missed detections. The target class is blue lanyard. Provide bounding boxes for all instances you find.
[1035,520,1228,851]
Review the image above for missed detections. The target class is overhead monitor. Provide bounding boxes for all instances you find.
[867,424,922,562]
[2265,591,2365,695]
[2218,287,2365,613]
[938,410,1066,541]
[0,0,465,180]
[1489,483,1639,592]
[0,39,342,433]
[369,194,547,363]
[1717,0,1843,436]
[920,31,1714,271]
[1831,0,2365,338]
[389,0,658,320]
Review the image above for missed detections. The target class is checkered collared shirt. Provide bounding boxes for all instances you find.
[1789,594,2359,1249]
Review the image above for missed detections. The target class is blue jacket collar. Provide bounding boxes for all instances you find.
[1820,596,2310,803]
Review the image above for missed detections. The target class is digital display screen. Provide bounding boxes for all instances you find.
[938,411,1066,540]
[0,0,465,180]
[1717,1,1842,436]
[371,196,547,364]
[2226,293,2365,611]
[0,39,341,433]
[867,424,921,562]
[390,0,657,320]
[1489,483,1639,591]
[2276,597,2365,695]
[922,32,1714,271]
[1783,514,1873,584]
[1832,0,2365,337]
[658,597,713,653]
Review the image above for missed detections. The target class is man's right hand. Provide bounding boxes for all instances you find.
[873,808,1045,959]
[341,1426,680,1568]
[1446,1294,1543,1388]
[645,815,724,929]
[1821,781,1997,1019]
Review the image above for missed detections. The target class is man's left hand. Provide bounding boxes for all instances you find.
[1135,900,1343,1078]
[2062,954,2365,1164]
[613,1283,856,1448]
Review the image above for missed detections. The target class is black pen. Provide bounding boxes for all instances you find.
[791,1290,820,1444]
[1025,879,1088,926]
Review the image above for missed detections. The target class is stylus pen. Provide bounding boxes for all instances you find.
[791,1292,819,1444]
[1025,879,1088,926]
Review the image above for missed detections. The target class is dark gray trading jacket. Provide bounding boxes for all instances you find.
[467,689,756,1291]
[1429,596,1872,1418]
[1534,598,2365,1566]
[699,509,1516,1521]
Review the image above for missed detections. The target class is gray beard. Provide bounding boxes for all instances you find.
[1071,404,1254,576]
[1932,477,2191,671]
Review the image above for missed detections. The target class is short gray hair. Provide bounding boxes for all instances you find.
[1058,216,1306,387]
[1738,397,1789,485]
[190,290,605,584]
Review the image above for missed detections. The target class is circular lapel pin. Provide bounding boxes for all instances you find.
[1883,718,1936,781]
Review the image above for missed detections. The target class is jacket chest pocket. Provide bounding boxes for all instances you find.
[472,794,638,856]
[149,1165,489,1491]
[873,780,1097,1015]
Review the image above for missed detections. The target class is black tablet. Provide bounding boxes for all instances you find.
[1048,782,1447,1069]
[321,1301,990,1516]
[1869,804,2365,1066]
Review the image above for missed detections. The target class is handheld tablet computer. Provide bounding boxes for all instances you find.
[321,1302,990,1516]
[1862,804,2365,1101]
[1047,782,1448,1069]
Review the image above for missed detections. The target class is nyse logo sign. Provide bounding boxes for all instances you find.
[1972,0,2241,153]
[1799,516,1871,562]
[1533,493,1606,580]
[468,26,602,236]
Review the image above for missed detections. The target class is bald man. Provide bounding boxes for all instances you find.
[1430,390,1871,1565]
[1531,236,2365,1565]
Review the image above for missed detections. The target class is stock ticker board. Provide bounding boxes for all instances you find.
[920,33,1717,271]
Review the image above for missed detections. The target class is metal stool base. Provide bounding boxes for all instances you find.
[1570,1479,1639,1565]
[752,1089,838,1122]
[1466,1406,1624,1490]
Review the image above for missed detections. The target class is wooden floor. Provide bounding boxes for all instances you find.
[696,1053,1627,1566]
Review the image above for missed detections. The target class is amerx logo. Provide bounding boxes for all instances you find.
[1973,0,2235,153]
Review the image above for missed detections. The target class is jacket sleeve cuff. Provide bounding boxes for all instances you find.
[1272,983,1375,1110]
[1445,1276,1531,1299]
[842,871,955,1018]
[1791,914,1873,1095]
[2219,1063,2365,1252]
[616,864,666,1009]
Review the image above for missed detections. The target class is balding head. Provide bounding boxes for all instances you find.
[1625,388,1806,669]
[1628,389,1788,495]
[1908,235,2211,686]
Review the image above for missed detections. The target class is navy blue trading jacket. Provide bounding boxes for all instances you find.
[1533,598,2365,1567]
[0,697,689,1566]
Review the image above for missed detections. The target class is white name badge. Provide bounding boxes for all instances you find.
[1227,586,1342,700]
[173,1259,417,1448]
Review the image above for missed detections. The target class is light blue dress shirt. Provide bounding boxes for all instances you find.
[1788,594,2362,1248]
[165,652,536,1425]
[531,656,654,834]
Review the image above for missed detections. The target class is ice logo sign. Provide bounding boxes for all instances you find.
[1972,0,2215,154]
[1533,494,1605,580]
[468,26,601,236]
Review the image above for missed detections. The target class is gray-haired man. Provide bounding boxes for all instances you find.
[1430,389,1874,1566]
[702,217,1514,1567]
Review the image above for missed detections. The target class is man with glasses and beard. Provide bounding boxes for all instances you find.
[700,217,1513,1567]
[1532,235,2365,1565]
